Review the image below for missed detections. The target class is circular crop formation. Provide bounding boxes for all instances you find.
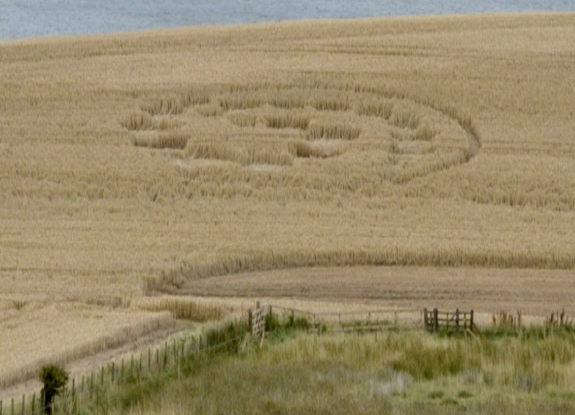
[122,78,479,184]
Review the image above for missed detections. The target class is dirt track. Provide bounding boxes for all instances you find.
[176,266,575,317]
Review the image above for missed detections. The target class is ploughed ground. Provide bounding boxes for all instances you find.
[176,266,575,318]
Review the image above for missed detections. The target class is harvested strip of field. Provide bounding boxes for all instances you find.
[0,303,173,389]
[174,266,575,318]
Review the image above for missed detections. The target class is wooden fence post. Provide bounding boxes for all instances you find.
[433,308,438,333]
[164,341,168,366]
[470,310,474,331]
[424,308,428,331]
[30,395,34,415]
[101,366,104,386]
[456,309,460,332]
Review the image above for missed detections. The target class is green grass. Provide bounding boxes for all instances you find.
[57,324,575,415]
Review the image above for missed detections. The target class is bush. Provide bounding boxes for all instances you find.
[40,364,69,415]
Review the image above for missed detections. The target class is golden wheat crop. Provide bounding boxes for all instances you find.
[1,12,575,391]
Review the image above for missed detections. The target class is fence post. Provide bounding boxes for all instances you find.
[111,362,115,383]
[21,395,24,415]
[470,310,474,331]
[423,308,428,331]
[101,366,104,386]
[11,398,13,415]
[164,341,168,366]
[30,395,34,415]
[433,308,438,333]
[456,309,460,332]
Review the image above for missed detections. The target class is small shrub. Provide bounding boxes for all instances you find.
[265,310,280,333]
[428,390,444,399]
[205,320,250,355]
[40,364,69,415]
[457,390,473,398]
[285,314,311,331]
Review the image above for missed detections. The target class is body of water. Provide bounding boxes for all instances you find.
[1,0,573,41]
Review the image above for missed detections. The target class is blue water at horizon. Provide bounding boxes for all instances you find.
[1,0,573,41]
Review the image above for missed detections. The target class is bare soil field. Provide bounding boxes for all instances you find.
[178,267,575,317]
[1,12,575,395]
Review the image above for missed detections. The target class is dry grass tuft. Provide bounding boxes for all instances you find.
[307,122,361,140]
[357,100,394,118]
[309,96,350,112]
[265,113,310,130]
[186,142,293,166]
[388,108,420,130]
[141,97,186,116]
[227,112,258,128]
[195,104,223,117]
[288,140,313,158]
[137,298,230,321]
[288,140,343,159]
[121,112,154,131]
[132,132,190,149]
[219,93,267,112]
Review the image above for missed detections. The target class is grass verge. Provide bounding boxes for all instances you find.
[52,320,575,415]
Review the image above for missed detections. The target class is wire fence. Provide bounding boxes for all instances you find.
[0,322,248,415]
[0,303,425,415]
[270,304,423,332]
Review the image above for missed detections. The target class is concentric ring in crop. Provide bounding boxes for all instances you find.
[122,77,480,184]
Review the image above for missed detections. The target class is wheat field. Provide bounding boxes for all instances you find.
[1,12,575,390]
